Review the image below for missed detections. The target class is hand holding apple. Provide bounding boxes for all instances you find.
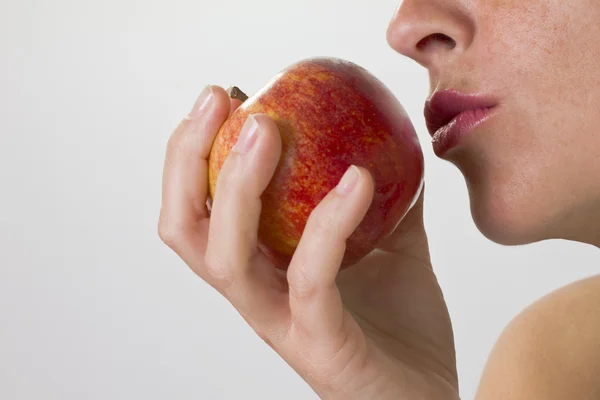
[208,57,424,269]
[159,60,457,399]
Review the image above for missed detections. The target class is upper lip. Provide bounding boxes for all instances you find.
[424,89,497,137]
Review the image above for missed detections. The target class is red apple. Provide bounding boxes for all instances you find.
[208,57,424,269]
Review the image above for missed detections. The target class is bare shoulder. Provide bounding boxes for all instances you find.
[475,274,600,400]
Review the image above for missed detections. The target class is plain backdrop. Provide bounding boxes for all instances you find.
[1,0,598,399]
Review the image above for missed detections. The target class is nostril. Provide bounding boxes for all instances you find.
[416,33,457,51]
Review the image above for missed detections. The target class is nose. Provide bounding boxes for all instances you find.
[386,1,474,70]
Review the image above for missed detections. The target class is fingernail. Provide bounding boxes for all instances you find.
[335,166,360,196]
[189,86,214,118]
[233,115,260,154]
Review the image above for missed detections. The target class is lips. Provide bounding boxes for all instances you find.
[424,90,497,137]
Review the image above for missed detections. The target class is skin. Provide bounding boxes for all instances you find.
[158,0,600,398]
[388,0,600,245]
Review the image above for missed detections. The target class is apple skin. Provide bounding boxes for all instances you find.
[208,57,424,270]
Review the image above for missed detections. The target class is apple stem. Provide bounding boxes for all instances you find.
[228,86,248,102]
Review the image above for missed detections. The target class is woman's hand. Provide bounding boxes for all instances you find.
[159,85,459,399]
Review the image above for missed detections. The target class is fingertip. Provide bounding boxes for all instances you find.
[187,85,232,122]
[207,85,233,117]
[250,113,283,153]
[251,113,277,130]
[356,166,375,196]
[344,166,375,208]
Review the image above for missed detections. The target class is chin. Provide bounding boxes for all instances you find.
[446,146,554,247]
[467,188,548,246]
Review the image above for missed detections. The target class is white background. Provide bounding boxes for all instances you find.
[1,0,598,399]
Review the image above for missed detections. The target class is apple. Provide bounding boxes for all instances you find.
[208,57,424,269]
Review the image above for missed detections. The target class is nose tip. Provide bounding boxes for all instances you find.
[387,23,456,65]
[386,2,473,68]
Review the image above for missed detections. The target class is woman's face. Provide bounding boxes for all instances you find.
[387,0,600,245]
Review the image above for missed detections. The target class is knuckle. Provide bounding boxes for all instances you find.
[165,119,207,157]
[158,217,186,251]
[309,206,341,239]
[180,127,205,151]
[203,249,235,289]
[307,336,361,392]
[165,131,183,156]
[166,131,196,162]
[289,264,319,302]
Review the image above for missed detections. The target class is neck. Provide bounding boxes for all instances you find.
[552,201,600,248]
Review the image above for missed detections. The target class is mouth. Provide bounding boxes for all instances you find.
[424,89,498,156]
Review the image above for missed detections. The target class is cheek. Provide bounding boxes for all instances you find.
[479,0,595,95]
[449,100,600,245]
[453,1,600,243]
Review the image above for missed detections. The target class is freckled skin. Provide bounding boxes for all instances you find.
[208,57,424,269]
[388,0,600,244]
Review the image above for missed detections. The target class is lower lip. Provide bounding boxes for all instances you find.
[432,107,497,157]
